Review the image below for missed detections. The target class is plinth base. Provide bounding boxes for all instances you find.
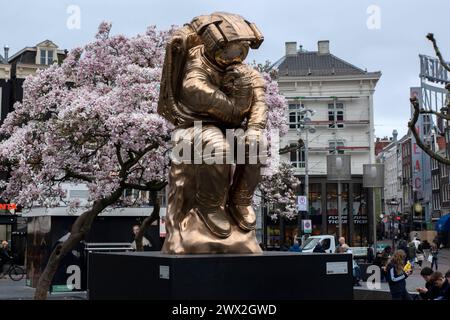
[87,252,353,300]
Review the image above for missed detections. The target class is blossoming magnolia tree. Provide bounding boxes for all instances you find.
[259,162,300,221]
[0,22,295,299]
[0,22,172,299]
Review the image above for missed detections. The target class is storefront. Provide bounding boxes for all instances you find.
[0,212,27,265]
[264,176,371,249]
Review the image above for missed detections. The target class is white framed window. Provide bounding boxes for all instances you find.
[433,193,441,210]
[442,184,450,202]
[328,103,344,128]
[290,144,305,168]
[39,49,54,65]
[432,158,439,170]
[329,140,345,154]
[441,163,448,178]
[288,103,304,129]
[432,174,440,190]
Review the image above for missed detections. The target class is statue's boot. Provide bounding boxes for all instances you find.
[195,164,232,238]
[229,164,261,231]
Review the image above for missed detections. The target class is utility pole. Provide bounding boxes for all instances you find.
[294,100,315,239]
[333,97,343,239]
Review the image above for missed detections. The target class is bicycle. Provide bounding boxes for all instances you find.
[2,261,25,281]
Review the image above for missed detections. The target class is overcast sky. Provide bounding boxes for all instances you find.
[1,0,449,138]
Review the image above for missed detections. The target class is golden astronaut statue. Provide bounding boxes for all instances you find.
[158,12,267,253]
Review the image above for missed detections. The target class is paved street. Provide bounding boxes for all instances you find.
[358,248,450,295]
[0,277,87,300]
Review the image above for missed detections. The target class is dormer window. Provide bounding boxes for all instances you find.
[39,49,54,65]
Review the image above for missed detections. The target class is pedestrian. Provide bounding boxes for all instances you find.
[416,267,440,300]
[397,240,408,258]
[430,271,450,300]
[288,239,302,252]
[0,241,12,279]
[416,240,425,269]
[334,236,346,253]
[131,224,152,251]
[339,244,361,286]
[385,250,413,300]
[430,243,439,271]
[407,241,417,269]
[366,242,375,264]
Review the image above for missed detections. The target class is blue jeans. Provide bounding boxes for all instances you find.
[431,257,438,270]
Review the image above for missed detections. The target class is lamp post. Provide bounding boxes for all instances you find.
[387,198,400,249]
[296,107,316,238]
[363,164,384,251]
[327,154,351,238]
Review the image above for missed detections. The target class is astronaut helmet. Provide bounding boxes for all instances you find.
[190,12,264,68]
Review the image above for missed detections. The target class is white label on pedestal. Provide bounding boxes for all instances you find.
[326,262,348,275]
[159,265,170,279]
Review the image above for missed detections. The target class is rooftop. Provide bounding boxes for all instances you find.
[273,41,381,78]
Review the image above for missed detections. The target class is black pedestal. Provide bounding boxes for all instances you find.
[87,252,353,300]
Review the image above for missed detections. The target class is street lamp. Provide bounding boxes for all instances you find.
[327,154,352,238]
[386,198,400,249]
[363,164,384,251]
[296,107,316,238]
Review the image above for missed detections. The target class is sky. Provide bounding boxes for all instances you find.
[1,0,449,138]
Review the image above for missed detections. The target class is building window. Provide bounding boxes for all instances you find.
[441,163,449,178]
[40,49,54,65]
[423,115,432,137]
[288,103,304,129]
[290,144,305,168]
[432,158,439,170]
[329,140,345,154]
[432,175,440,190]
[442,184,450,202]
[433,193,441,211]
[328,103,344,128]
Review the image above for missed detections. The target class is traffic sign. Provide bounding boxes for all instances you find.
[302,219,312,234]
[297,196,308,211]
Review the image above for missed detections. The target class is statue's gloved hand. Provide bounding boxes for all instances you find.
[222,64,253,113]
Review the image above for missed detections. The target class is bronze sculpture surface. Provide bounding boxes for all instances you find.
[158,12,267,253]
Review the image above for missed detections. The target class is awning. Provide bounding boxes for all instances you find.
[436,214,450,232]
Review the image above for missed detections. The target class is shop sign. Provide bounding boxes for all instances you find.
[327,215,368,224]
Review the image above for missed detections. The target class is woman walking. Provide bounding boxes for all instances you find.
[416,240,425,269]
[430,243,439,271]
[385,250,413,300]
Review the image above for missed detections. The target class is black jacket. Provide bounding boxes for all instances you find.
[435,280,450,300]
[0,248,11,263]
[420,281,440,300]
[386,263,408,294]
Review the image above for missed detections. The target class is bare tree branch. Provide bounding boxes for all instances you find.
[135,190,160,252]
[408,96,450,166]
[427,33,450,73]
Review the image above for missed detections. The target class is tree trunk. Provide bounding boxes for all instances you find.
[135,190,160,252]
[34,187,124,300]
